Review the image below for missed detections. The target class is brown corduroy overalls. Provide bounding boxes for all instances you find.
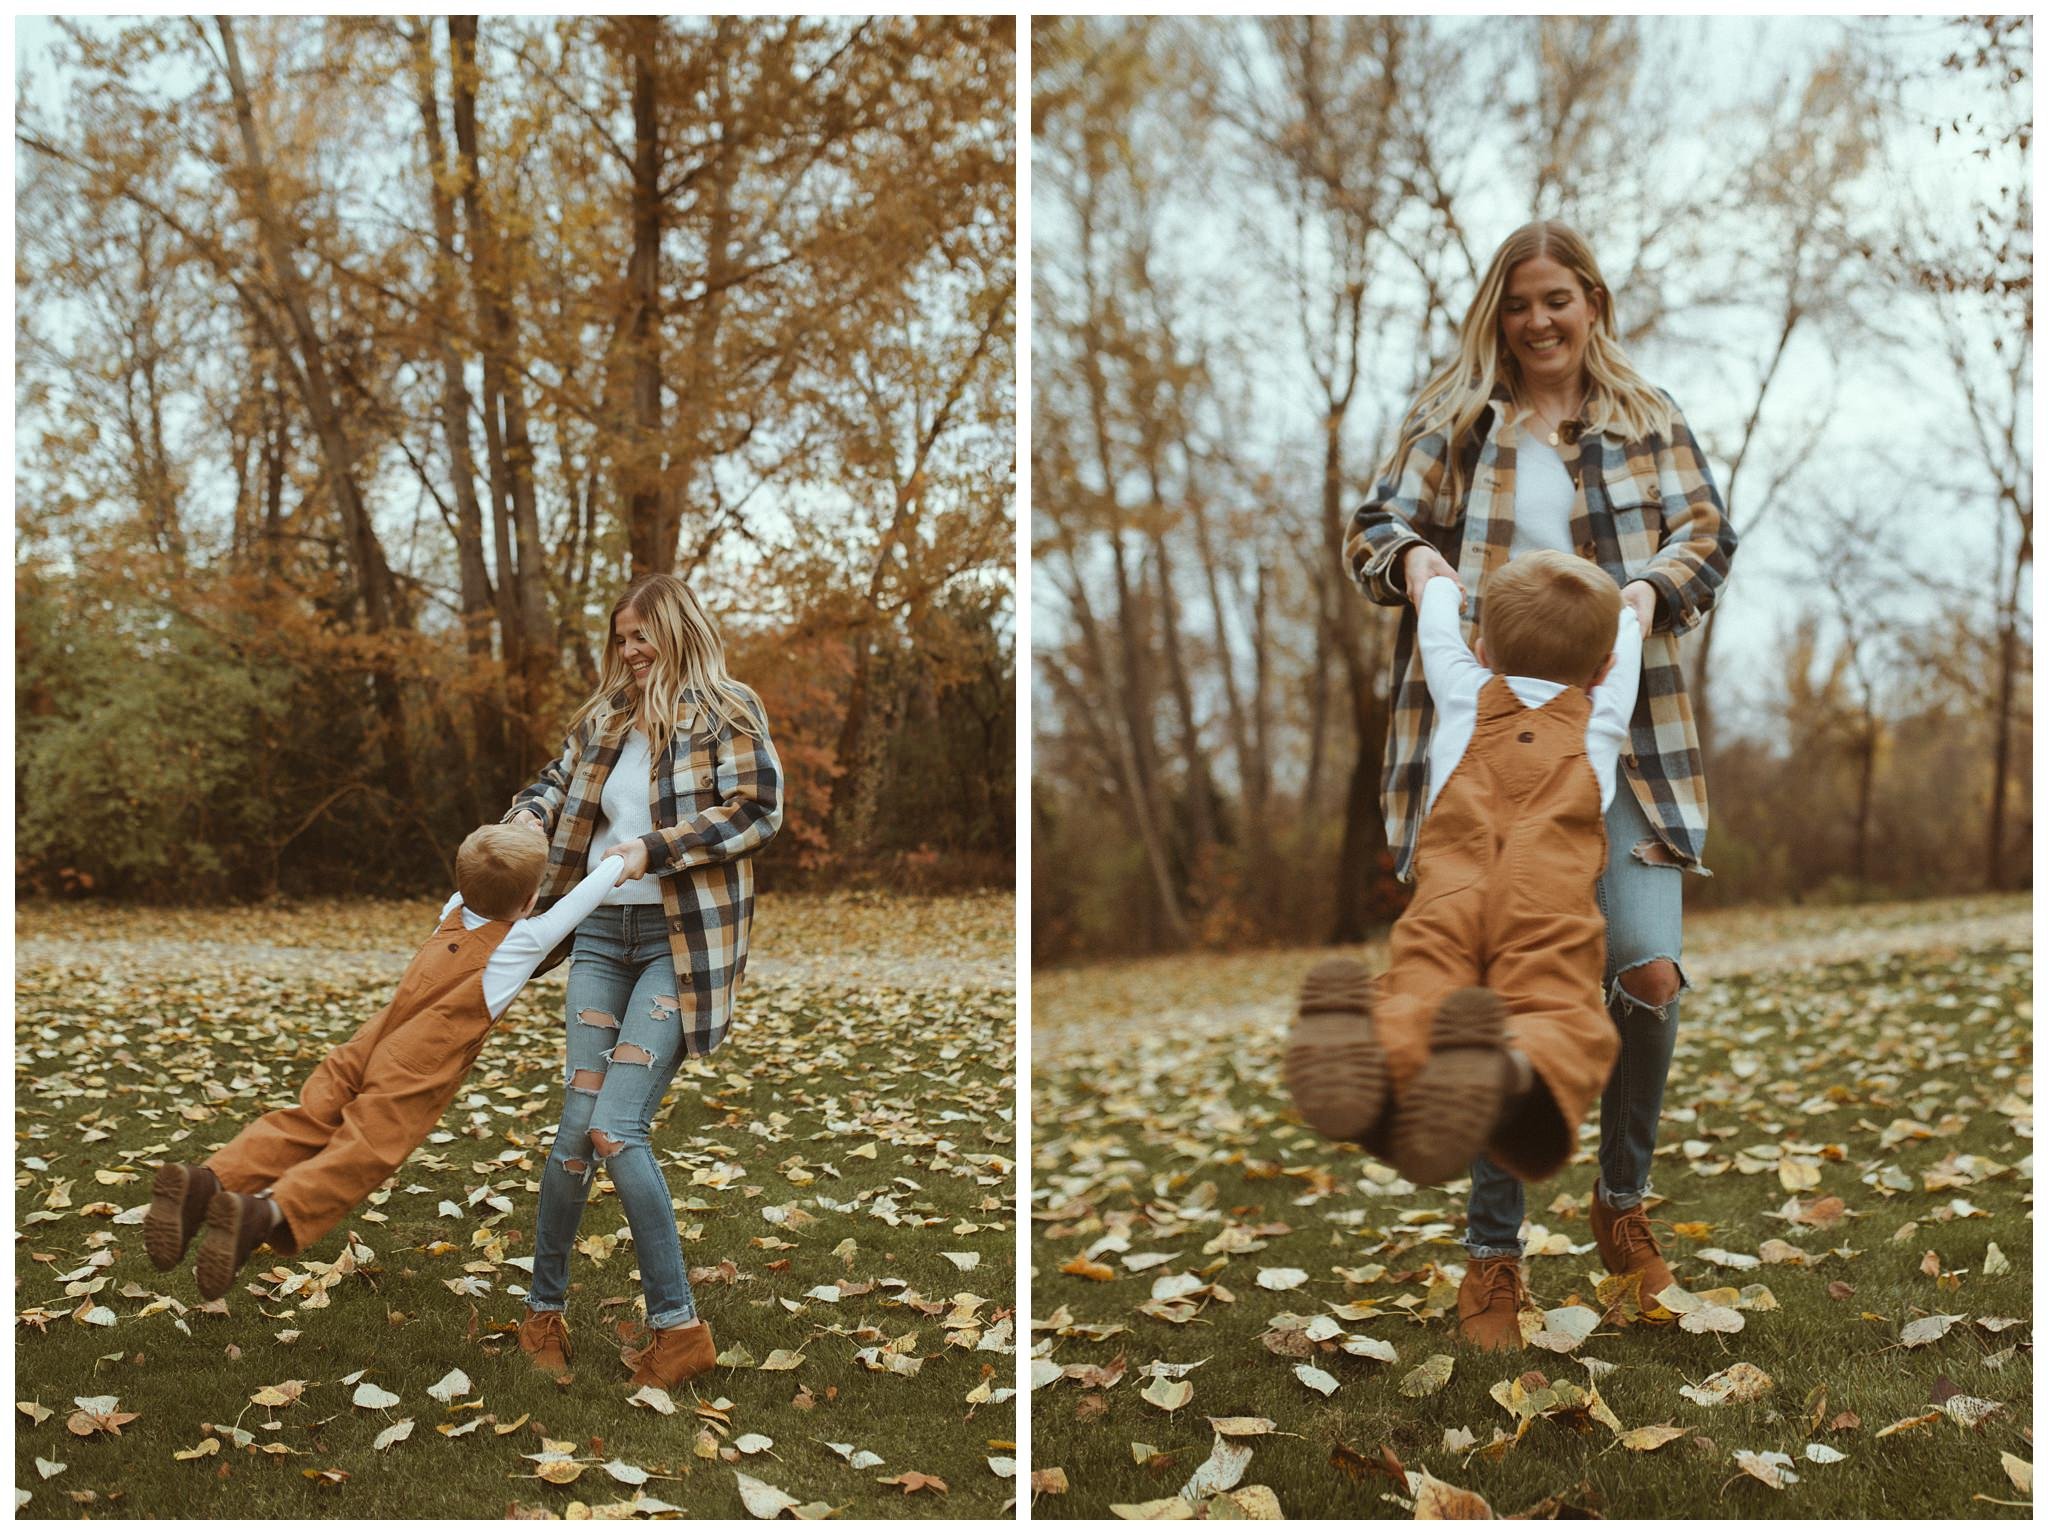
[207,908,513,1255]
[1373,675,1619,1181]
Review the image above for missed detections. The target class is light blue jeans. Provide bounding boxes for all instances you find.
[1465,786,1688,1257]
[527,905,699,1328]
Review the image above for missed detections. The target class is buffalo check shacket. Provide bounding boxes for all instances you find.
[506,685,783,1056]
[1344,388,1738,883]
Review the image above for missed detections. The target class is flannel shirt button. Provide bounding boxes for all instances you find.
[700,772,714,788]
[1517,731,1535,744]
[1577,542,1596,559]
[1626,753,1639,768]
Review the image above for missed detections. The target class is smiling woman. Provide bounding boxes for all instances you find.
[502,571,784,1390]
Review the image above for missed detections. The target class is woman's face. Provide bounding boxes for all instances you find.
[614,603,657,684]
[1498,253,1602,394]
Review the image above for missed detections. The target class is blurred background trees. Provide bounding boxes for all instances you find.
[1032,15,2029,962]
[17,15,1015,899]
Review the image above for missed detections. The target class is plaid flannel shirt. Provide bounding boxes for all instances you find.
[1344,388,1737,883]
[505,686,783,1055]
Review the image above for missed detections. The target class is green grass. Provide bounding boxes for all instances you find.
[1030,930,2032,1518]
[15,907,1016,1518]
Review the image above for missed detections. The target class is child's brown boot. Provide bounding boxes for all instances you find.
[1591,1188,1674,1309]
[1285,958,1390,1144]
[519,1308,573,1376]
[144,1162,220,1272]
[1456,1255,1527,1352]
[625,1320,717,1390]
[1391,987,1510,1184]
[194,1190,281,1301]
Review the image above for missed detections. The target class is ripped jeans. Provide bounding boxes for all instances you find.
[1465,786,1688,1257]
[528,904,698,1328]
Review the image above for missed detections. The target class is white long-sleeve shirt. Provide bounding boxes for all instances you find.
[1417,575,1642,818]
[436,853,627,1019]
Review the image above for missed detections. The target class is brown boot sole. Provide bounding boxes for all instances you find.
[1392,987,1509,1185]
[143,1164,207,1272]
[194,1190,264,1303]
[1284,958,1388,1144]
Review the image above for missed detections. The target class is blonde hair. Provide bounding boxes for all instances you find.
[456,822,548,920]
[1481,550,1621,686]
[567,573,761,756]
[1383,220,1674,507]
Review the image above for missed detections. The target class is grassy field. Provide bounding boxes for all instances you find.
[1030,899,2031,1519]
[15,893,1016,1519]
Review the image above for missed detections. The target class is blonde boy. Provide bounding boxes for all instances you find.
[143,824,627,1300]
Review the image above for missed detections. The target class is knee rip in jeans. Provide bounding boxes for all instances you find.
[1611,957,1684,1017]
[603,1042,654,1068]
[578,1009,619,1031]
[1630,838,1684,868]
[589,1129,626,1157]
[568,1066,605,1098]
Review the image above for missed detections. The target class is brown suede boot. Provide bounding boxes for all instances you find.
[519,1308,573,1376]
[625,1320,717,1390]
[144,1162,220,1272]
[1391,987,1510,1185]
[1456,1254,1527,1352]
[194,1190,281,1301]
[1285,958,1390,1144]
[1591,1188,1675,1308]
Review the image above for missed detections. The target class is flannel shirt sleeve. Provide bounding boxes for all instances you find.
[1638,397,1739,636]
[1343,429,1455,607]
[504,722,584,835]
[640,692,783,874]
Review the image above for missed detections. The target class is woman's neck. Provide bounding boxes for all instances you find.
[1521,377,1586,421]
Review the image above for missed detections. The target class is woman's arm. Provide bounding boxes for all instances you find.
[1635,398,1739,635]
[641,694,784,874]
[503,723,585,836]
[1343,427,1458,608]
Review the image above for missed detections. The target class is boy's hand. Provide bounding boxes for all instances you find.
[511,809,545,833]
[1402,544,1463,611]
[601,840,650,885]
[1620,580,1656,634]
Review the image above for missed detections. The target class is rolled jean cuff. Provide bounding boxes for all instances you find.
[648,1301,698,1329]
[1595,1177,1649,1211]
[1463,1242,1523,1261]
[525,1300,566,1315]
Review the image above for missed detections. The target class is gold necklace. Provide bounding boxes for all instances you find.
[1531,395,1585,448]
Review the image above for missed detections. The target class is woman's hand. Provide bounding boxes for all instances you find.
[512,808,545,834]
[1620,580,1658,634]
[1402,544,1463,611]
[601,839,651,885]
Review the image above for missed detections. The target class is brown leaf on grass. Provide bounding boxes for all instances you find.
[65,1397,137,1438]
[1826,1280,1857,1301]
[1074,1393,1109,1423]
[1617,1424,1688,1452]
[1330,1441,1405,1486]
[876,1471,948,1495]
[1060,1255,1114,1283]
[1874,1412,1942,1438]
[1412,1469,1493,1518]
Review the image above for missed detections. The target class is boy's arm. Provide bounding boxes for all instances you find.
[1588,607,1644,744]
[512,853,627,959]
[641,696,783,875]
[1416,575,1489,705]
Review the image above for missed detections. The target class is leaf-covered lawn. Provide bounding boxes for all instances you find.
[15,892,1017,1519]
[1030,897,2032,1518]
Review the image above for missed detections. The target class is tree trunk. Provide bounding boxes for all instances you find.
[216,18,414,808]
[623,17,669,575]
[1153,525,1216,864]
[408,20,504,778]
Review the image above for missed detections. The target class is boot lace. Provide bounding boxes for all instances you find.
[1477,1257,1524,1311]
[1608,1204,1663,1268]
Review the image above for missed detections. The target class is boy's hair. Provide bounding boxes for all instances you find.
[456,823,549,920]
[1480,550,1622,684]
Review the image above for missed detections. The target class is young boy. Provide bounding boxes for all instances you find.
[144,824,628,1301]
[1286,550,1641,1301]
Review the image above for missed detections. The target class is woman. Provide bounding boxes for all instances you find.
[1344,221,1737,1349]
[504,572,783,1387]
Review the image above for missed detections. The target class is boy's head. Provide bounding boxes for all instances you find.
[456,823,549,920]
[1478,550,1622,685]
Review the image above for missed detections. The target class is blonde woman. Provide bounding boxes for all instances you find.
[1336,221,1737,1348]
[504,572,782,1388]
